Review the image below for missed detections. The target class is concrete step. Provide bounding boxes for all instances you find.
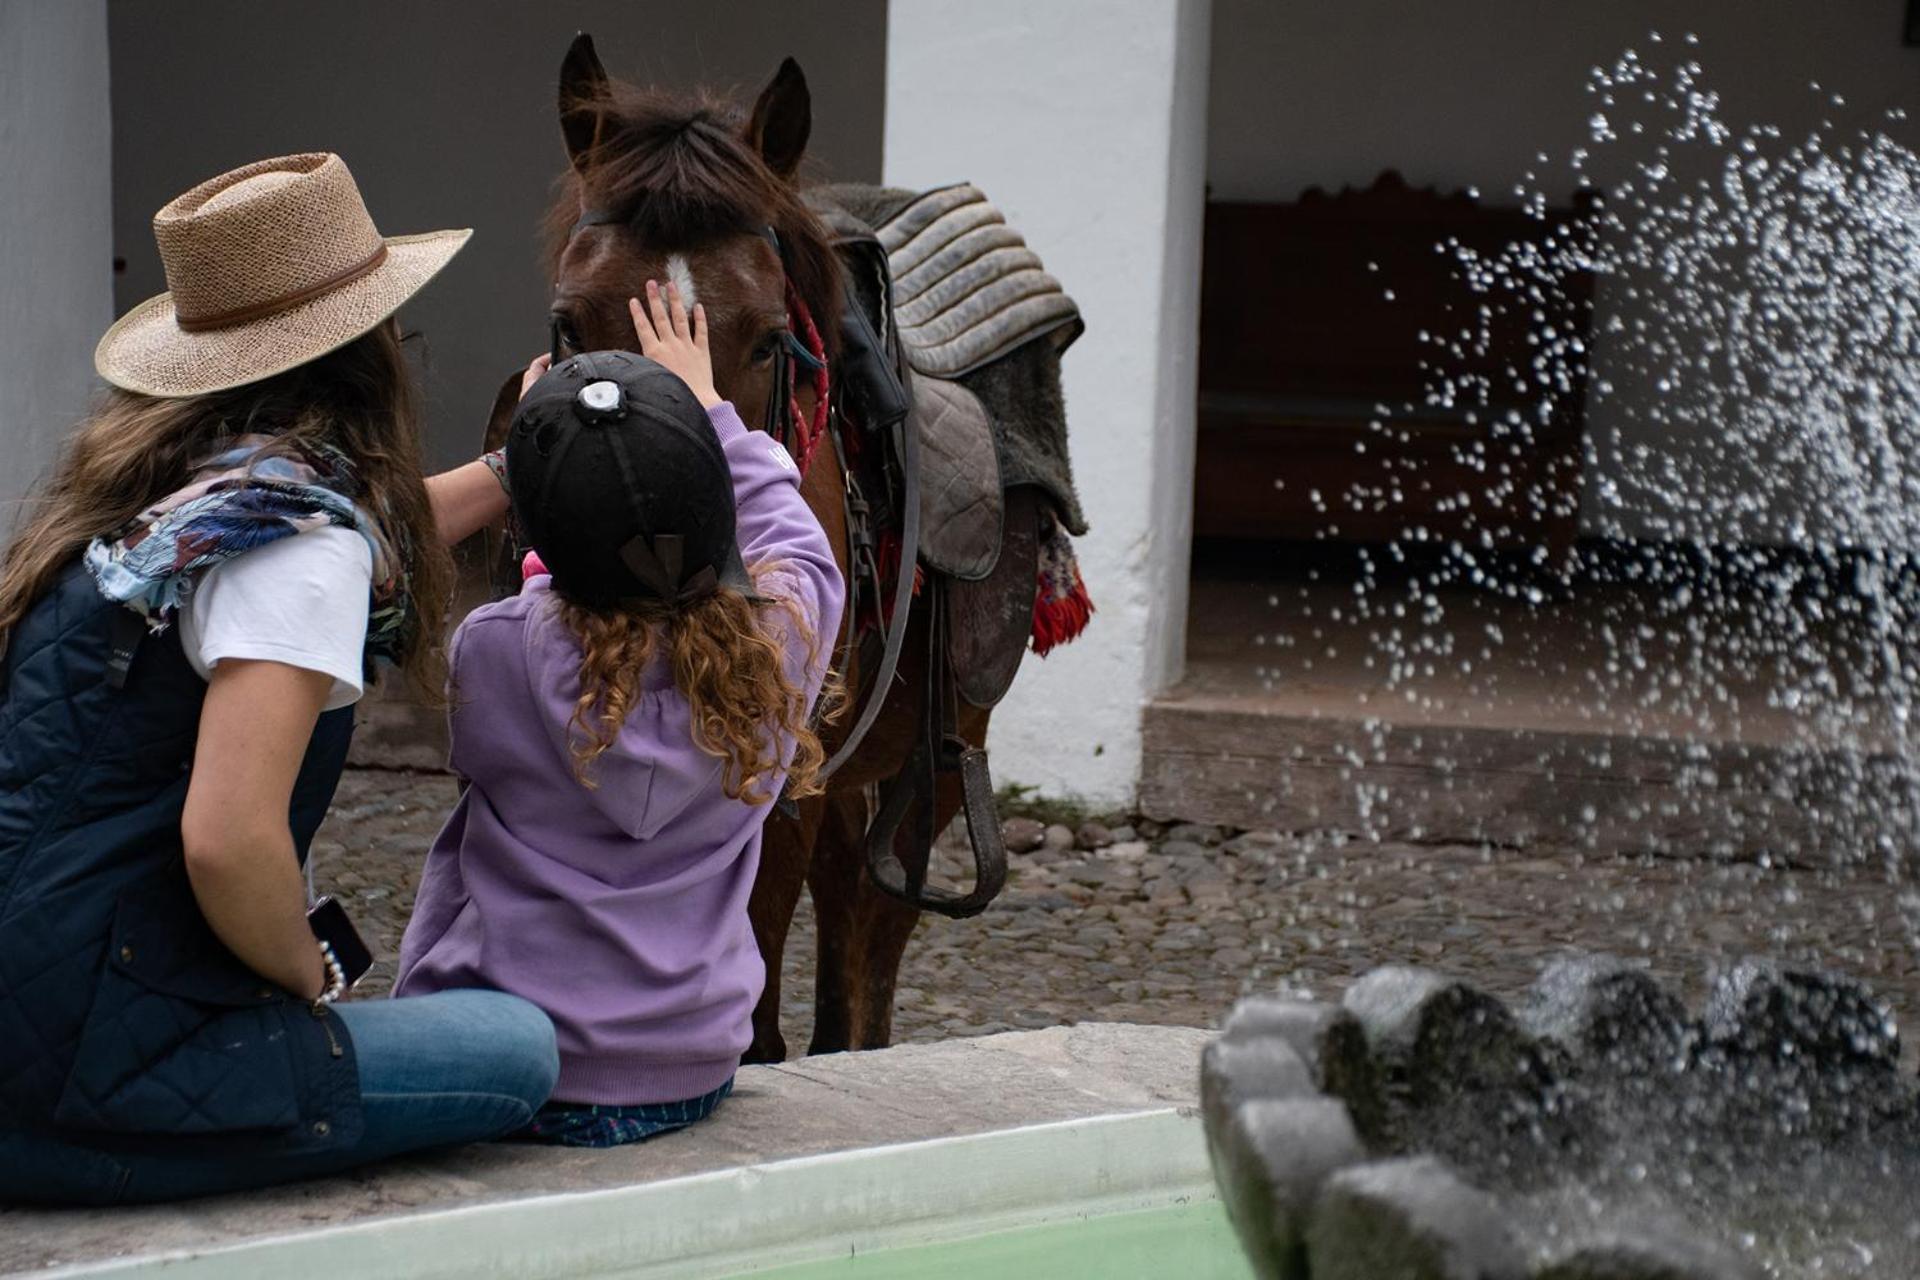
[1141,683,1918,861]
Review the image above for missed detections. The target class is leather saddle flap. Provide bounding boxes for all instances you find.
[876,183,1085,381]
[911,371,1004,582]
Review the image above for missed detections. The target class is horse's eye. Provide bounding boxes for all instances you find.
[551,314,583,353]
[750,331,786,368]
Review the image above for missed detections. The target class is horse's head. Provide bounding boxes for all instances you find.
[541,34,841,433]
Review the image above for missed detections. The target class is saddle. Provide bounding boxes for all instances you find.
[878,183,1085,381]
[808,184,1086,918]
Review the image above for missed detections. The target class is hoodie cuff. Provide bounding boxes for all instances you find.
[707,401,750,445]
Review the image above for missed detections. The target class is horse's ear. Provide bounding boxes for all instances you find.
[746,56,811,181]
[559,31,612,170]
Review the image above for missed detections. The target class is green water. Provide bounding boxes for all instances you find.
[739,1201,1254,1280]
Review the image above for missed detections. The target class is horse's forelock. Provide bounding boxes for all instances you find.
[543,80,841,357]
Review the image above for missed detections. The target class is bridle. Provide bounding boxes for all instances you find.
[554,212,832,473]
[551,208,908,792]
[550,202,1002,918]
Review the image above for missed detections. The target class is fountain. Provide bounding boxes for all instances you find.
[1203,956,1915,1279]
[1208,33,1920,1280]
[1265,32,1920,863]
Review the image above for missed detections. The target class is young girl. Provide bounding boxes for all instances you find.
[394,281,843,1146]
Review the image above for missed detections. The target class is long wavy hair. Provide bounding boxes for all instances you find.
[0,321,453,699]
[557,577,836,805]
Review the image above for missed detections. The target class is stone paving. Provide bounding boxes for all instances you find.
[313,770,1920,1059]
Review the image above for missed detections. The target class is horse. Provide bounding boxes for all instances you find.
[482,36,1086,1061]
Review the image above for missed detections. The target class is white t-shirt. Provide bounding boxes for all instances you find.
[178,526,374,711]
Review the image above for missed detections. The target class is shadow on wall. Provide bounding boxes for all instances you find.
[106,0,885,471]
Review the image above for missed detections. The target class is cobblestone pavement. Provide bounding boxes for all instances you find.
[313,770,1920,1055]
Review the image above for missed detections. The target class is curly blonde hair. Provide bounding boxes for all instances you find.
[557,575,837,804]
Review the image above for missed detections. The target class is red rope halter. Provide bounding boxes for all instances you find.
[783,280,831,476]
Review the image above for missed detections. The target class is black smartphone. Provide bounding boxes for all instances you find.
[306,895,374,990]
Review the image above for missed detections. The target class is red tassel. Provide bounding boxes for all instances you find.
[1030,568,1093,656]
[870,531,925,631]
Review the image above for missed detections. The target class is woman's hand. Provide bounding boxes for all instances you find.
[629,280,722,408]
[520,352,552,399]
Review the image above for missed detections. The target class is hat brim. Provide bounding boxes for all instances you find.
[94,228,472,399]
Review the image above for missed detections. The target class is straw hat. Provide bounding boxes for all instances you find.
[95,153,471,398]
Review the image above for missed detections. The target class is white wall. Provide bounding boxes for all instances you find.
[0,0,113,519]
[885,0,1212,807]
[1207,0,1920,545]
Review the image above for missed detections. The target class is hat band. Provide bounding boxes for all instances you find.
[175,243,389,333]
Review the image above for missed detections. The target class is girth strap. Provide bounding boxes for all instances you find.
[863,582,1008,919]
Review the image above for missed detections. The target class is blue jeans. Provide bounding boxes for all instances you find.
[518,1077,735,1147]
[0,989,558,1205]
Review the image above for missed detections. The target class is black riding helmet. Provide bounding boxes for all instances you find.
[507,350,756,607]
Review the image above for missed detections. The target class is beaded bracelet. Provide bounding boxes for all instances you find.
[315,939,348,1005]
[482,448,510,497]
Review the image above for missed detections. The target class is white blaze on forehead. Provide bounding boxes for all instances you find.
[664,254,699,308]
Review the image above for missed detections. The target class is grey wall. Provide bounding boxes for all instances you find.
[0,0,113,518]
[108,0,885,472]
[1206,0,1920,545]
[1209,0,1918,203]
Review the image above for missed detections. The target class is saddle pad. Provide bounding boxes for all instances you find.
[912,371,1004,582]
[876,184,1084,381]
[949,486,1043,709]
[812,182,1089,537]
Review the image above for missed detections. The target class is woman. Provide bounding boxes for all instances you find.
[0,153,557,1205]
[394,283,842,1147]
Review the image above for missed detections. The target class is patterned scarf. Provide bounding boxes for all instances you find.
[84,435,411,666]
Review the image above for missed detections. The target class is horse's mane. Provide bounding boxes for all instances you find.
[543,81,842,358]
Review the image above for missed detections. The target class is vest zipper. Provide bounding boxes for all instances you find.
[311,1001,344,1057]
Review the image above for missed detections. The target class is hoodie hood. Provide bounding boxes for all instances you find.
[521,577,729,840]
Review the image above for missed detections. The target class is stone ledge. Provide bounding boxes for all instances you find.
[1,1023,1209,1277]
[1141,692,1916,859]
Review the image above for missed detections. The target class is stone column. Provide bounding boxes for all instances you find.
[883,0,1212,808]
[0,0,112,516]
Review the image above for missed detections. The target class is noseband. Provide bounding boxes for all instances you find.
[555,212,832,474]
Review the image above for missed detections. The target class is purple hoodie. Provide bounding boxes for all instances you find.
[393,403,843,1105]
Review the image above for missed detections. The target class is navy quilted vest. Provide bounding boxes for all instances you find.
[0,562,363,1155]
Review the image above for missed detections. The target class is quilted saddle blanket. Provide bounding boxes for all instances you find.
[872,182,1085,381]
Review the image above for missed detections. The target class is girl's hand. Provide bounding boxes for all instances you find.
[519,352,552,400]
[629,280,722,409]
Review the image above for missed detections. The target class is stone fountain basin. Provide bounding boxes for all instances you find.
[1204,955,1916,1280]
[2,1024,1220,1279]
